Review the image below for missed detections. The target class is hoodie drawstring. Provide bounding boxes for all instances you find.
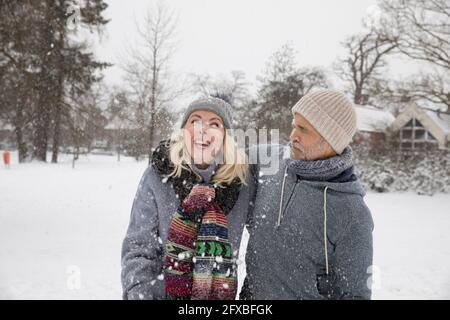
[276,168,330,275]
[276,166,289,227]
[323,186,329,275]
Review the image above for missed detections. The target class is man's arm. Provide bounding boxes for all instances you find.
[332,201,374,300]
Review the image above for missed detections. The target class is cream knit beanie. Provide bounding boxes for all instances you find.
[291,90,357,154]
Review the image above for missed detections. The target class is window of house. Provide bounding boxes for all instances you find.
[428,132,437,141]
[414,129,425,140]
[401,129,412,139]
[415,119,424,128]
[399,117,438,150]
[404,120,414,128]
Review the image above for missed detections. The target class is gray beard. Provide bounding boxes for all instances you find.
[289,139,328,161]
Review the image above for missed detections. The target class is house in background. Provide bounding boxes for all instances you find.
[103,114,139,153]
[388,103,450,151]
[352,104,396,147]
[0,119,14,149]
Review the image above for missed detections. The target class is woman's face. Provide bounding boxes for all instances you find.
[183,110,225,167]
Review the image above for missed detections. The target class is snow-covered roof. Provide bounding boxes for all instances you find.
[425,110,450,135]
[355,105,395,133]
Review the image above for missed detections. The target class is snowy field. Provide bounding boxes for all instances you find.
[0,151,449,300]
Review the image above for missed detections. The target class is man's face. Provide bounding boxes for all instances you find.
[289,113,336,161]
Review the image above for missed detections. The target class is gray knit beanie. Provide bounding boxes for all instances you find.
[181,97,234,129]
[291,90,357,154]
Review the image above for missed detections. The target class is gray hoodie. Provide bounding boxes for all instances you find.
[121,162,255,300]
[241,144,374,300]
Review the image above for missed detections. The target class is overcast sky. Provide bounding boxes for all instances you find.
[90,0,416,102]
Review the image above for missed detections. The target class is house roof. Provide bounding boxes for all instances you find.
[425,109,450,135]
[389,103,450,150]
[354,105,395,133]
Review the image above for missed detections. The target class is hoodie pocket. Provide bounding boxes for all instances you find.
[316,273,338,299]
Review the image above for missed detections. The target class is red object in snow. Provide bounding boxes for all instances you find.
[3,150,11,166]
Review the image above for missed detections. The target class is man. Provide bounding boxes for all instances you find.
[241,90,374,300]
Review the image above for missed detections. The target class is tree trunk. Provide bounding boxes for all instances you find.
[51,101,62,163]
[148,109,156,164]
[15,126,27,163]
[117,129,121,162]
[51,3,66,164]
[354,85,363,105]
[33,4,54,162]
[51,69,64,163]
[13,100,28,163]
[148,57,158,164]
[33,92,52,162]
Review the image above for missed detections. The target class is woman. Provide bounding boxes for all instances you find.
[121,97,254,300]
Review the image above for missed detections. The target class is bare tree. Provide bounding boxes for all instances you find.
[191,71,249,105]
[259,42,298,83]
[377,0,450,71]
[191,70,253,129]
[390,72,450,112]
[256,43,329,140]
[119,2,181,162]
[374,0,450,111]
[335,27,398,105]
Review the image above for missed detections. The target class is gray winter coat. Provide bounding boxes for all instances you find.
[241,144,374,300]
[121,162,255,300]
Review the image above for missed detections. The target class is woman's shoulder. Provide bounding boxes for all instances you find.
[139,165,171,193]
[151,140,174,176]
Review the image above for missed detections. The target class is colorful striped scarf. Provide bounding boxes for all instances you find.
[151,140,241,300]
[164,185,237,299]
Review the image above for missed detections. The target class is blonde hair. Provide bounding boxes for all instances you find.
[168,129,248,186]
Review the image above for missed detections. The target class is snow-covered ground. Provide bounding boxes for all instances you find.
[0,151,449,299]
